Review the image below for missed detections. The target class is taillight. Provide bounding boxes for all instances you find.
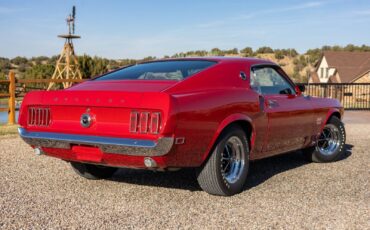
[150,112,161,134]
[129,112,139,133]
[28,107,51,127]
[130,111,161,134]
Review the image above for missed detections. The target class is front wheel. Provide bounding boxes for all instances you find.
[70,162,118,180]
[303,116,346,163]
[196,125,250,196]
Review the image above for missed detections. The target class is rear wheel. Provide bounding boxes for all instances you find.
[303,116,346,163]
[196,125,249,196]
[70,162,118,180]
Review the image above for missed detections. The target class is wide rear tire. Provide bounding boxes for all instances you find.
[71,162,118,180]
[303,116,346,163]
[196,125,250,196]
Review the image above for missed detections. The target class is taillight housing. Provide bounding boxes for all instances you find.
[27,107,51,127]
[130,111,161,134]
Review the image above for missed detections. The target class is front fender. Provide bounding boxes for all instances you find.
[201,113,255,162]
[322,107,343,130]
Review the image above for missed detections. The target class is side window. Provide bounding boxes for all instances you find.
[250,66,296,95]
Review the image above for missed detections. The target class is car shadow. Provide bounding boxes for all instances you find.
[244,143,353,190]
[108,144,353,192]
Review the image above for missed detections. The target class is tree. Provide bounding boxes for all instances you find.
[18,63,27,72]
[24,64,54,81]
[274,49,285,60]
[11,56,28,65]
[256,46,274,54]
[240,47,253,57]
[224,48,238,55]
[210,48,224,56]
[305,48,322,64]
[0,58,11,71]
[78,55,110,79]
[285,48,298,57]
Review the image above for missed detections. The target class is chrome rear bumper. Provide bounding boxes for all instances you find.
[18,128,174,156]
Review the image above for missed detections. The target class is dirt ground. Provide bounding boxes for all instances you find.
[0,111,369,229]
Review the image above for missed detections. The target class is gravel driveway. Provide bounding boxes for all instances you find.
[1,112,369,229]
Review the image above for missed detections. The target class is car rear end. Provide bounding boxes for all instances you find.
[18,59,218,170]
[18,88,178,169]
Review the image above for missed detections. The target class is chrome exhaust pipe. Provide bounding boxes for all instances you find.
[34,147,44,156]
[144,157,157,168]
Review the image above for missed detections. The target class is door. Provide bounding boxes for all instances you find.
[250,65,314,156]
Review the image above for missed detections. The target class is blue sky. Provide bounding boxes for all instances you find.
[0,0,369,59]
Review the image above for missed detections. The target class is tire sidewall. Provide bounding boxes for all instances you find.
[214,127,250,195]
[313,117,346,162]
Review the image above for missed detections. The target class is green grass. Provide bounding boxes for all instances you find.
[0,124,19,136]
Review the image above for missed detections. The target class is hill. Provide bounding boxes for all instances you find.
[1,44,369,83]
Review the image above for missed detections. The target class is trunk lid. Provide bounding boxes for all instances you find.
[19,81,176,139]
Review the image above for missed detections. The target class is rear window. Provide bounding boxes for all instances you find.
[95,60,217,81]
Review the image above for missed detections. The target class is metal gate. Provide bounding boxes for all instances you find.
[297,83,370,110]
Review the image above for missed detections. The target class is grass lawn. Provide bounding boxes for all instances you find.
[0,124,19,136]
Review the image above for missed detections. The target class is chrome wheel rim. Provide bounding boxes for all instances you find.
[221,136,245,184]
[317,124,340,156]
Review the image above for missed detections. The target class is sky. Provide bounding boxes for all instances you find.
[0,0,369,59]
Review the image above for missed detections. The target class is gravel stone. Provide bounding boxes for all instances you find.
[0,111,369,229]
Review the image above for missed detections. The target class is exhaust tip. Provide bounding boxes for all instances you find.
[144,157,157,168]
[34,147,43,156]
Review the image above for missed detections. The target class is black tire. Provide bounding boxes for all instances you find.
[70,162,118,180]
[196,125,250,196]
[303,116,346,163]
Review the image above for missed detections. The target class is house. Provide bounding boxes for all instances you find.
[309,51,370,83]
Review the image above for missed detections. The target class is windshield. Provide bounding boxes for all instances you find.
[95,60,217,81]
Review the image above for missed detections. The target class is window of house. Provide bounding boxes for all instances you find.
[320,67,324,78]
[326,68,329,78]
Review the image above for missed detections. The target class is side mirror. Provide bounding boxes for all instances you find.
[296,85,305,95]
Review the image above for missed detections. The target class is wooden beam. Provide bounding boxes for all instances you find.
[18,79,85,83]
[0,93,10,97]
[8,71,16,125]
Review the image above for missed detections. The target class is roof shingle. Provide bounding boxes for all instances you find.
[323,51,370,83]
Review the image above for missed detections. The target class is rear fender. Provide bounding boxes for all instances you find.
[201,113,255,162]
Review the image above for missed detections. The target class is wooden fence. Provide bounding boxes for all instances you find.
[2,71,370,125]
[0,71,84,125]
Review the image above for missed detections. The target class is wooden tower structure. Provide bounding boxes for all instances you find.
[48,6,82,90]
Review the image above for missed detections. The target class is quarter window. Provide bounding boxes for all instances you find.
[250,66,296,95]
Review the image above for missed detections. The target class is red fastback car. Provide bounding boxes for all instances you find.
[18,57,346,196]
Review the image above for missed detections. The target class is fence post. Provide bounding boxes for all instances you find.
[8,71,16,125]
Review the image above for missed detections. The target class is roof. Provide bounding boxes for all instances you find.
[328,74,340,83]
[143,56,275,65]
[322,51,370,83]
[309,71,320,83]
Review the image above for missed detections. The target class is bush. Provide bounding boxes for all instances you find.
[11,56,28,65]
[210,48,224,56]
[256,46,274,54]
[240,47,253,57]
[274,50,284,60]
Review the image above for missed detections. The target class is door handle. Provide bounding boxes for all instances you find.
[267,99,278,108]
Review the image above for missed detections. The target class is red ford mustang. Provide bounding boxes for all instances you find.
[18,57,346,196]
